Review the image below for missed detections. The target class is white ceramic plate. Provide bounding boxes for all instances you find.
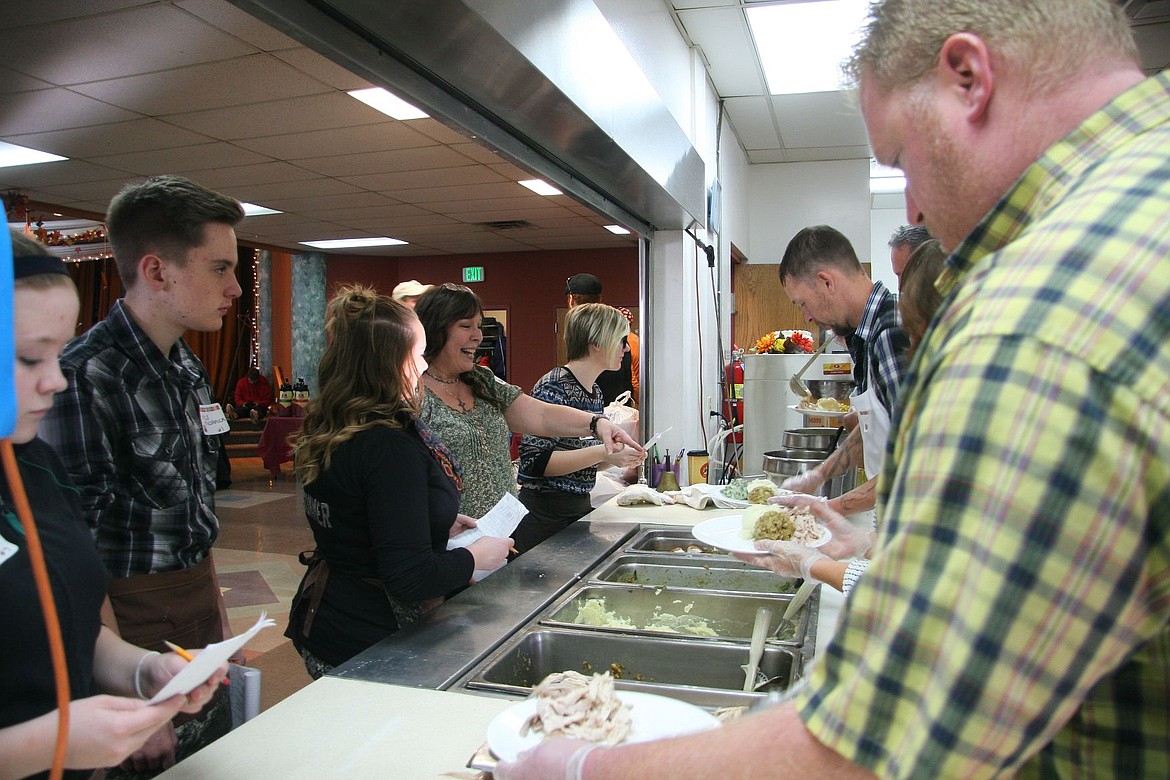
[486,690,719,762]
[692,514,831,554]
[789,404,851,418]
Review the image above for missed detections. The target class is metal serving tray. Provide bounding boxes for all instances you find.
[463,628,801,708]
[541,584,808,645]
[592,554,800,595]
[623,527,729,556]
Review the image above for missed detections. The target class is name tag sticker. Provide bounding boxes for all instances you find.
[199,403,230,435]
[0,533,17,568]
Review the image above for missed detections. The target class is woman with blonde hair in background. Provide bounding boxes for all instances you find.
[284,285,510,679]
[513,304,645,554]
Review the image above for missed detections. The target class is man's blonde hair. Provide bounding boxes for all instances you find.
[844,0,1138,95]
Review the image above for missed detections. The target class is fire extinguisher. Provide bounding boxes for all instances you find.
[723,349,745,443]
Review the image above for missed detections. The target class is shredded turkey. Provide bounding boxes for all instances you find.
[519,671,633,745]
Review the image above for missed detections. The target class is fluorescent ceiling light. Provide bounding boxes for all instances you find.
[240,202,282,216]
[300,237,408,249]
[519,179,563,196]
[604,224,631,235]
[0,140,68,168]
[869,159,906,193]
[348,87,429,120]
[746,0,869,95]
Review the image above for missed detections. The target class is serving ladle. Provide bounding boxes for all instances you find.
[789,338,832,399]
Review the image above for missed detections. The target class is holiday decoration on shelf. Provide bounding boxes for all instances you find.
[749,330,815,354]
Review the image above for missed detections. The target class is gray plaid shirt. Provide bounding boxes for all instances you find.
[41,300,221,577]
[844,281,909,414]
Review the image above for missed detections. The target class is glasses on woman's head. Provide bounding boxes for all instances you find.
[439,283,473,293]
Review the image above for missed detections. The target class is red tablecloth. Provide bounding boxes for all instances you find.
[257,416,303,477]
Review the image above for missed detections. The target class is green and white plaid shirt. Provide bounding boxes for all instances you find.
[796,71,1170,778]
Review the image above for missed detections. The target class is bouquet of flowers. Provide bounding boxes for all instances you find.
[750,329,815,354]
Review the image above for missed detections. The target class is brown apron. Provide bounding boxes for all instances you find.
[106,555,226,653]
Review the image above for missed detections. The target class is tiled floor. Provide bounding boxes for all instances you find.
[213,456,315,707]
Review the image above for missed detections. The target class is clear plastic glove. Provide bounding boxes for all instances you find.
[768,492,826,507]
[494,738,601,780]
[736,540,829,581]
[771,497,874,560]
[616,484,676,506]
[780,469,825,495]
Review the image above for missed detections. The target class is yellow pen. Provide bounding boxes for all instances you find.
[164,640,230,686]
[163,640,194,662]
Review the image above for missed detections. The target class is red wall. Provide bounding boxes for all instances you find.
[325,247,638,390]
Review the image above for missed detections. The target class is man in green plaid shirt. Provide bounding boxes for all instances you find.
[496,1,1169,778]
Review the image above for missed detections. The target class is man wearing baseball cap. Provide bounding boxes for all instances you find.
[391,279,433,308]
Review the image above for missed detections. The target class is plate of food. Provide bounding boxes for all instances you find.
[789,404,851,419]
[710,478,791,507]
[692,506,831,555]
[486,671,718,762]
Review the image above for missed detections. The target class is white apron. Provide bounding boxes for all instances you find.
[851,349,892,480]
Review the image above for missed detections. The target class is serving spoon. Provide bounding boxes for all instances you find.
[789,338,832,399]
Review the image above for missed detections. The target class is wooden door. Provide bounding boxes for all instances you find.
[732,264,804,351]
[731,263,872,351]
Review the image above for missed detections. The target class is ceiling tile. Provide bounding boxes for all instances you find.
[296,146,482,178]
[722,96,780,149]
[226,177,362,203]
[0,5,256,85]
[0,88,139,135]
[747,149,787,164]
[341,166,507,193]
[675,8,765,96]
[172,161,323,189]
[409,118,476,145]
[235,122,436,160]
[0,0,144,29]
[670,0,738,7]
[432,197,564,216]
[90,143,272,176]
[10,119,214,158]
[163,93,387,140]
[450,142,508,165]
[72,55,334,115]
[782,145,872,163]
[772,91,869,148]
[386,182,535,204]
[338,213,460,231]
[177,0,301,51]
[0,65,52,94]
[262,191,402,213]
[270,48,374,91]
[0,160,136,188]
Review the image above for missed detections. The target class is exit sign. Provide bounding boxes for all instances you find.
[463,266,485,283]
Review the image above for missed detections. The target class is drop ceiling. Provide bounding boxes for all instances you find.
[2,1,1167,256]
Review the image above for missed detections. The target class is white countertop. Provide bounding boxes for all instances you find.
[158,677,511,779]
[159,495,843,779]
